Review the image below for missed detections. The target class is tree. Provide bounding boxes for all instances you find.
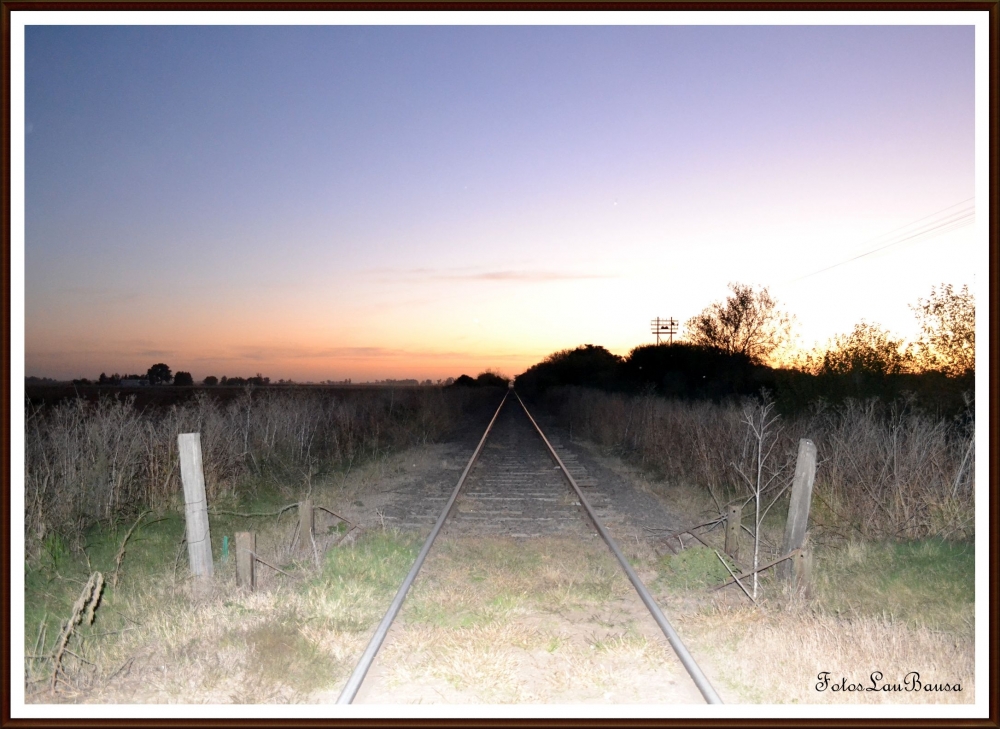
[684,283,792,365]
[476,370,510,387]
[621,343,755,398]
[203,376,219,386]
[514,345,622,394]
[146,363,172,385]
[820,321,912,377]
[910,284,975,377]
[173,371,194,386]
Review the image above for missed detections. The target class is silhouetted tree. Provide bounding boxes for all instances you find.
[820,321,912,377]
[173,371,194,386]
[621,343,759,399]
[911,283,975,377]
[684,283,792,365]
[476,370,510,387]
[203,376,219,386]
[146,363,173,385]
[515,345,622,396]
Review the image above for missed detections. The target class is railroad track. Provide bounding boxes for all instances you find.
[338,389,722,704]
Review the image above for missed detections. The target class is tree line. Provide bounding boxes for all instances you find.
[516,282,974,414]
[683,281,973,378]
[79,365,270,388]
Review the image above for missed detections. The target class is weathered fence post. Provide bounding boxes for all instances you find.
[297,499,314,553]
[792,531,812,591]
[178,433,213,581]
[779,438,817,582]
[236,531,256,590]
[725,504,741,561]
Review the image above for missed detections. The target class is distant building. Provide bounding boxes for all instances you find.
[120,378,149,387]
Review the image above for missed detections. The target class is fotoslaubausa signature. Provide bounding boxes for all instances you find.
[816,671,963,693]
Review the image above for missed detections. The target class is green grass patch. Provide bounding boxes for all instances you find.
[658,545,736,589]
[317,529,420,592]
[24,512,189,657]
[306,529,421,633]
[815,538,974,635]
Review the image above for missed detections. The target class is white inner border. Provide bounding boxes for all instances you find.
[8,8,992,721]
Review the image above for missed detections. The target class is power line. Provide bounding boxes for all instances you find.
[789,198,975,283]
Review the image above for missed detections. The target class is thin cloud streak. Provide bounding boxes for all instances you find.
[214,345,544,362]
[457,270,616,282]
[374,267,617,283]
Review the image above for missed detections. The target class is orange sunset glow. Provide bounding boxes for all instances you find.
[16,17,984,384]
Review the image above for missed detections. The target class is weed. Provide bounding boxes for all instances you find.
[541,386,974,540]
[241,616,339,693]
[24,386,501,562]
[41,534,70,571]
[588,628,647,654]
[815,538,974,635]
[659,546,737,590]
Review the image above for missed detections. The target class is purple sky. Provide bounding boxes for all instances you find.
[23,23,978,381]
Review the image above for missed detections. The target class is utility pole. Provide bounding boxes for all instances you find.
[651,317,678,345]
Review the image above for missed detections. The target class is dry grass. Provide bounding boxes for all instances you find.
[24,386,496,562]
[542,386,974,540]
[25,531,419,704]
[682,604,974,704]
[23,449,428,704]
[24,428,975,706]
[354,535,705,704]
[637,459,976,706]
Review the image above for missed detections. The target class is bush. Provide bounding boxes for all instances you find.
[23,387,499,562]
[515,345,621,398]
[538,386,974,541]
[450,371,510,388]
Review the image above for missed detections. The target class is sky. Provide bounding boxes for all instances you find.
[21,21,981,382]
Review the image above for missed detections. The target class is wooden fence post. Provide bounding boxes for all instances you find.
[236,531,256,590]
[178,433,213,581]
[725,504,741,561]
[792,532,812,592]
[779,438,817,582]
[297,500,314,553]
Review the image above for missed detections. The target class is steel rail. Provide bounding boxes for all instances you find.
[513,390,724,704]
[336,390,510,704]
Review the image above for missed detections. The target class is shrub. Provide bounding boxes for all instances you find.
[23,387,497,562]
[539,386,974,541]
